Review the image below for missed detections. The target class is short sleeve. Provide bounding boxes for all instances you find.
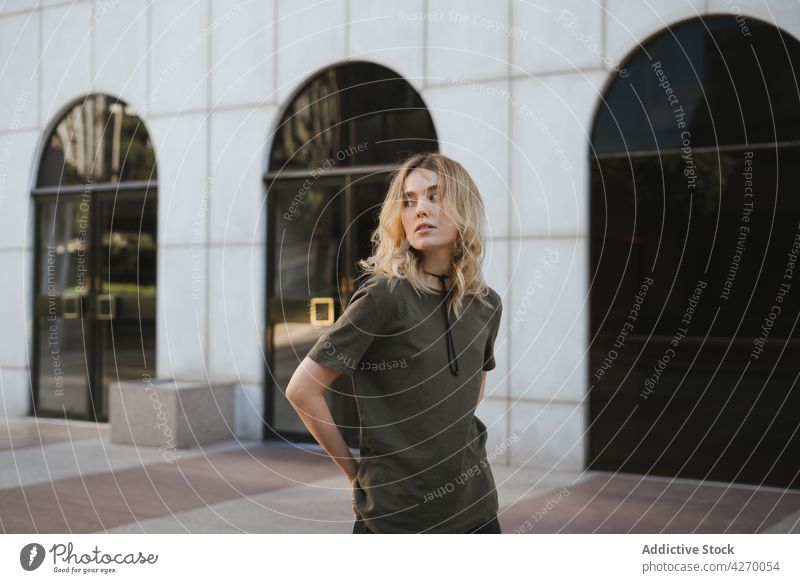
[482,295,502,372]
[306,278,389,377]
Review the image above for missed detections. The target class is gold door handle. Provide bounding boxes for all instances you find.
[309,297,335,327]
[62,293,81,319]
[97,294,116,320]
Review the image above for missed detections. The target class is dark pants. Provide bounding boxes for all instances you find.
[352,513,502,534]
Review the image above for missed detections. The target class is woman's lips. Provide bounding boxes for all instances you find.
[416,226,435,233]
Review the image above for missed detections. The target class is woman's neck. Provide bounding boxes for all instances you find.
[419,253,454,291]
[419,249,453,276]
[422,265,453,290]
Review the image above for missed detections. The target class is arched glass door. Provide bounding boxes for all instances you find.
[589,16,800,488]
[265,62,437,446]
[32,94,157,421]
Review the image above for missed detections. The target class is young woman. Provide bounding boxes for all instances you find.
[285,152,503,534]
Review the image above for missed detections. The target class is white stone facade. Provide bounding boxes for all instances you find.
[1,0,798,471]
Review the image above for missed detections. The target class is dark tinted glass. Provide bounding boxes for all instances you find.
[269,62,437,172]
[589,15,800,488]
[592,16,800,155]
[589,146,800,488]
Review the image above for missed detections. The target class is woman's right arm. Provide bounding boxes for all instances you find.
[285,356,359,483]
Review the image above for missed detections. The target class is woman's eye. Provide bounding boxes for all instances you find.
[402,199,414,207]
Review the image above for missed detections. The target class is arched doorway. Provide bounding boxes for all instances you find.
[588,16,800,488]
[264,61,437,445]
[32,94,158,422]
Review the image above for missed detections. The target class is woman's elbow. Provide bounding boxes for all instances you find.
[285,373,307,406]
[286,357,334,405]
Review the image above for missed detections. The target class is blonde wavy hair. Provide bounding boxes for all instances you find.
[356,151,493,318]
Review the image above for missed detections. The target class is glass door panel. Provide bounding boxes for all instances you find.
[267,174,389,446]
[34,191,157,421]
[267,179,361,443]
[35,197,92,416]
[96,194,158,419]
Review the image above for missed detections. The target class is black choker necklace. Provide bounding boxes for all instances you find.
[423,270,459,376]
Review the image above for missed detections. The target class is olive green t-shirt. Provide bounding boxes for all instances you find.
[306,274,503,533]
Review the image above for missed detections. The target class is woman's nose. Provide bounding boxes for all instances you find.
[417,199,433,215]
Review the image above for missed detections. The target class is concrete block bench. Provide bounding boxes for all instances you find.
[109,377,236,453]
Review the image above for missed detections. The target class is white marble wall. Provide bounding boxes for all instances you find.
[0,0,797,458]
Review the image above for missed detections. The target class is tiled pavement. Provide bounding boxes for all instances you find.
[1,417,798,534]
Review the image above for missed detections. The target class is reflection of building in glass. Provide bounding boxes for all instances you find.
[38,95,156,186]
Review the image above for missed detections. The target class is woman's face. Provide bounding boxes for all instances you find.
[400,168,458,253]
